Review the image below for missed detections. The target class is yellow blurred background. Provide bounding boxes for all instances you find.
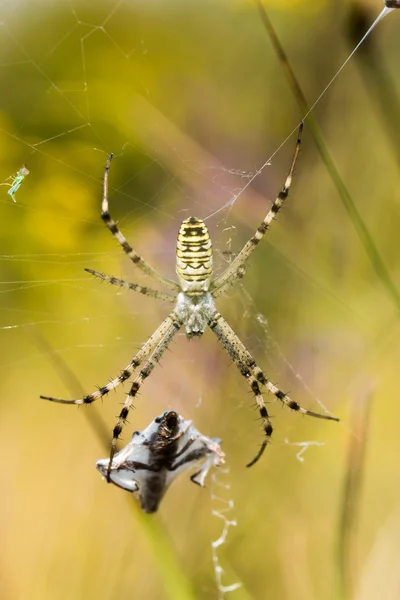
[1,1,400,599]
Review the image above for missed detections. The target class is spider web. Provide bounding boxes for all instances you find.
[1,2,399,600]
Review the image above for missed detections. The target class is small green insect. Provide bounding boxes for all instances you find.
[1,164,30,202]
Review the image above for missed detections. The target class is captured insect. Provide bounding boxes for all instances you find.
[1,164,30,202]
[41,123,339,478]
[96,410,224,513]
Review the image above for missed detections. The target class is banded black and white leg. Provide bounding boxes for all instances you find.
[107,313,182,477]
[208,311,339,466]
[40,314,181,406]
[102,154,179,293]
[85,268,176,303]
[210,122,303,298]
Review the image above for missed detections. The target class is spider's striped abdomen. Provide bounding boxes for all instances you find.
[176,217,213,295]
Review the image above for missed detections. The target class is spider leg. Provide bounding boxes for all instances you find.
[211,123,303,298]
[208,311,338,466]
[107,313,182,479]
[209,311,273,466]
[40,314,179,405]
[102,154,179,293]
[85,268,175,302]
[251,365,340,422]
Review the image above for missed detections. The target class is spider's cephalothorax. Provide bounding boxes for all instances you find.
[41,123,339,478]
[96,409,224,513]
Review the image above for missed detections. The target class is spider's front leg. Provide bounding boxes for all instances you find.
[40,315,180,405]
[208,311,273,466]
[106,313,182,479]
[208,311,339,467]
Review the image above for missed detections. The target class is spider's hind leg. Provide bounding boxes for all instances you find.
[101,154,179,293]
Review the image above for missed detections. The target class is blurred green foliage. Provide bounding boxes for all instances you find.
[1,1,400,599]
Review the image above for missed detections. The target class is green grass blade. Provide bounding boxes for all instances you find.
[34,332,198,600]
[255,1,400,315]
[335,389,372,600]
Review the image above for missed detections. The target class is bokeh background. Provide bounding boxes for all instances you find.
[1,1,400,599]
